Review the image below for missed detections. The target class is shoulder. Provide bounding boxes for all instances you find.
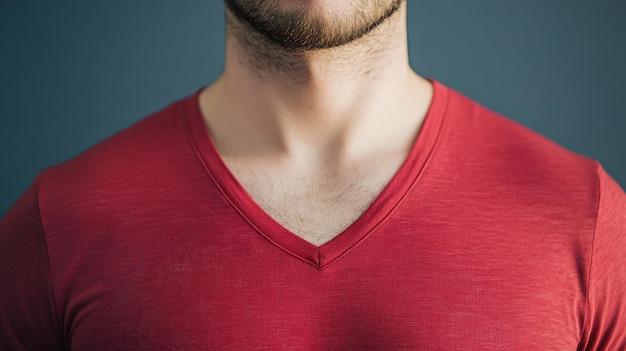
[434,83,609,221]
[42,98,188,182]
[36,96,195,223]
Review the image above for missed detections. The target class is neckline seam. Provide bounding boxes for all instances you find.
[183,97,323,268]
[184,79,449,269]
[318,82,451,269]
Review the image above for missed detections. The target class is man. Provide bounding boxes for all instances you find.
[1,0,624,349]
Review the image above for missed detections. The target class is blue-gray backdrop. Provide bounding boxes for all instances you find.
[1,1,625,216]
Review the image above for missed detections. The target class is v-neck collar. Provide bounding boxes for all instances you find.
[184,78,449,269]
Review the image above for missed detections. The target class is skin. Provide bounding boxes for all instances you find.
[198,0,434,245]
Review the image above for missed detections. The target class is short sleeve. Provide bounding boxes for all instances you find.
[579,165,626,350]
[0,175,66,350]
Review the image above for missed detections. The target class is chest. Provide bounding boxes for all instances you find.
[50,174,589,350]
[64,229,585,351]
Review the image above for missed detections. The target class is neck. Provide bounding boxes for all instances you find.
[199,3,432,165]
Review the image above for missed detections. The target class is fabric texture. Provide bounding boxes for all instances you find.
[1,80,625,350]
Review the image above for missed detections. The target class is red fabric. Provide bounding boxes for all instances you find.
[1,80,625,350]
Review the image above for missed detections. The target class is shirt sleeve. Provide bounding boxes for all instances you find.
[0,174,67,350]
[579,164,626,350]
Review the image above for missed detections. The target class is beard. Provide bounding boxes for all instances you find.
[224,0,405,51]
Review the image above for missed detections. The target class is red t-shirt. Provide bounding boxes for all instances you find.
[1,80,625,350]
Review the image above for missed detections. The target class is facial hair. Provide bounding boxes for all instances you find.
[224,0,405,51]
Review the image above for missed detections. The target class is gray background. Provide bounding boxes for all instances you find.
[1,0,625,216]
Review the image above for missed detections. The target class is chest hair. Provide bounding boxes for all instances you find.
[224,155,403,246]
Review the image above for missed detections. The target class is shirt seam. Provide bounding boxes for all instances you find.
[36,171,69,350]
[577,160,602,350]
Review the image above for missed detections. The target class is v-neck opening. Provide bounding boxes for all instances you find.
[184,78,450,269]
